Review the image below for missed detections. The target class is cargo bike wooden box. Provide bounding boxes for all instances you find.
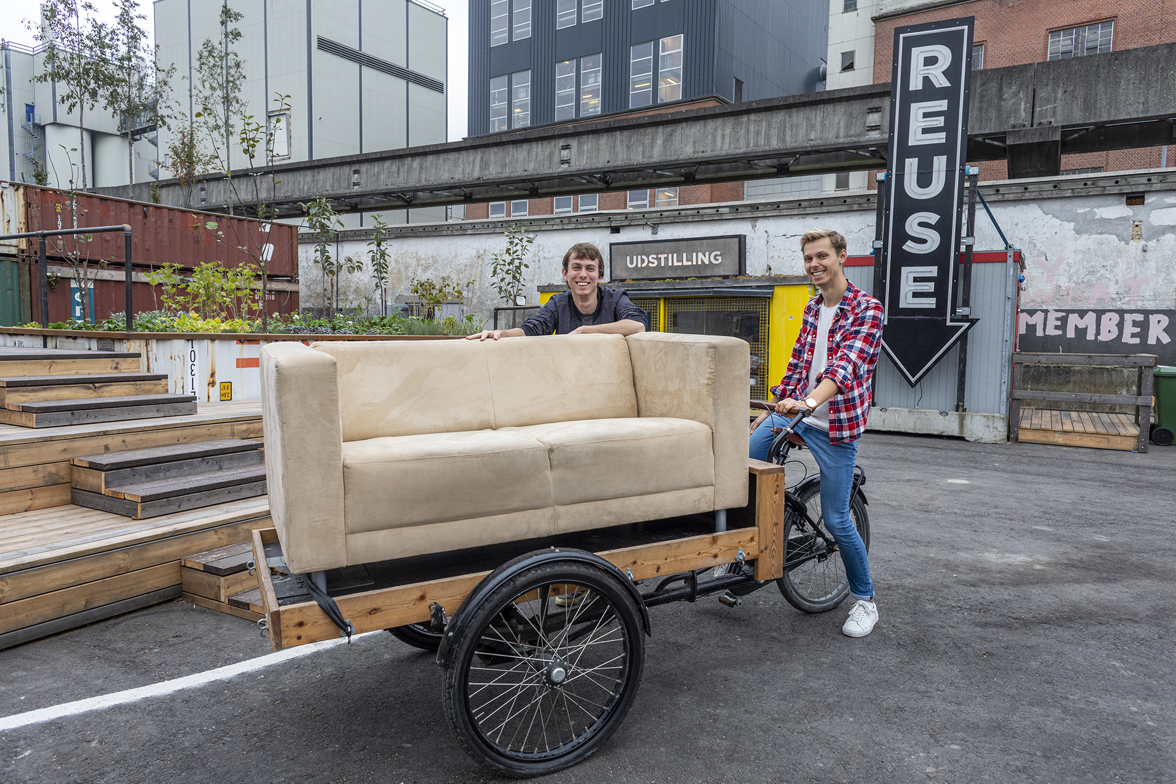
[252,335,868,776]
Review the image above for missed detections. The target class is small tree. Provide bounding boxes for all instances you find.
[302,196,343,318]
[411,276,474,320]
[193,2,246,205]
[101,0,176,199]
[489,226,535,306]
[29,0,109,190]
[368,215,392,316]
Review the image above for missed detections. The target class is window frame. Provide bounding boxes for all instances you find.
[489,75,509,133]
[511,70,531,130]
[490,0,509,47]
[655,186,678,208]
[843,0,857,11]
[658,34,683,103]
[512,0,531,41]
[627,189,649,210]
[581,0,603,22]
[971,43,985,70]
[841,50,855,72]
[553,195,574,214]
[580,53,602,117]
[267,110,291,161]
[632,0,654,8]
[556,0,577,29]
[555,59,577,122]
[489,201,507,219]
[510,199,529,217]
[1047,20,1114,61]
[629,41,654,108]
[578,194,599,213]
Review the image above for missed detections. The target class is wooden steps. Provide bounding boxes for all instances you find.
[0,498,271,651]
[0,348,142,377]
[70,439,267,519]
[1017,408,1142,451]
[0,373,169,406]
[0,393,199,428]
[181,542,262,622]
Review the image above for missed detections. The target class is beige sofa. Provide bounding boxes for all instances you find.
[260,333,749,575]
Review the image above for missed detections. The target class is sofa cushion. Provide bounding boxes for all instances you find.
[484,335,638,428]
[342,430,553,534]
[315,340,495,441]
[504,417,714,506]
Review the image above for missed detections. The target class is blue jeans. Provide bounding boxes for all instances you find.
[749,417,874,601]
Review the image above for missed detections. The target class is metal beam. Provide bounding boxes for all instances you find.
[111,43,1176,217]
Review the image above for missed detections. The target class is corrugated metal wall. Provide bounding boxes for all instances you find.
[847,259,1016,416]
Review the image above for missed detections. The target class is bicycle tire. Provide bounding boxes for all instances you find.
[387,623,444,651]
[776,479,870,613]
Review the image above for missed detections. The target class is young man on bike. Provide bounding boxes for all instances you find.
[749,229,884,637]
[467,242,648,340]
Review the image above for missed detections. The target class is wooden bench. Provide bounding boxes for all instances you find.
[1010,353,1157,452]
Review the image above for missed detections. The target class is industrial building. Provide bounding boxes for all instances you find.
[152,0,450,224]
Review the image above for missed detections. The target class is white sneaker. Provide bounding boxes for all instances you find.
[842,599,878,638]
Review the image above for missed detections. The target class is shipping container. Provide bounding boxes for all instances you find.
[0,182,298,325]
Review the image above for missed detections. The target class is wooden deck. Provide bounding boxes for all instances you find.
[1016,407,1142,451]
[0,496,271,650]
[0,400,262,516]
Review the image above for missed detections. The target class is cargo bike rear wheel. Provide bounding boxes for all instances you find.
[441,558,647,777]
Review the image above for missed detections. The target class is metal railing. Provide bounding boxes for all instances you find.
[0,225,134,347]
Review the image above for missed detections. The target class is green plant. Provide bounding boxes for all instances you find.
[410,276,473,320]
[489,226,535,305]
[31,158,49,186]
[368,215,392,316]
[144,264,183,311]
[301,196,344,317]
[162,124,218,208]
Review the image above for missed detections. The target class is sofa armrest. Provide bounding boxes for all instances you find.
[626,333,749,510]
[260,342,347,573]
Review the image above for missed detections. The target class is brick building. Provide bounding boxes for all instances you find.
[872,0,1176,180]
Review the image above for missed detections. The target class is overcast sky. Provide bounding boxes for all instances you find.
[1,0,470,141]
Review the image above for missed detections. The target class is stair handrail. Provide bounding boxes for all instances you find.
[0,225,133,348]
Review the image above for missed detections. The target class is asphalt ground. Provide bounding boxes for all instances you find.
[1,432,1174,784]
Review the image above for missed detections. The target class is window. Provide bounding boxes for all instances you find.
[555,60,577,121]
[627,190,649,209]
[446,205,466,221]
[633,0,654,7]
[1062,166,1103,176]
[580,53,602,116]
[733,77,743,103]
[578,194,599,212]
[267,111,290,160]
[513,0,531,40]
[659,35,683,102]
[510,199,529,217]
[489,201,507,218]
[554,196,574,214]
[844,0,857,10]
[655,187,678,207]
[490,75,509,132]
[835,172,850,190]
[556,0,576,28]
[582,0,602,21]
[841,50,855,72]
[511,70,531,129]
[490,0,508,46]
[630,41,654,108]
[1048,21,1113,60]
[972,44,984,70]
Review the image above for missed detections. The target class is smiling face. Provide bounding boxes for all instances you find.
[802,237,848,290]
[562,254,602,298]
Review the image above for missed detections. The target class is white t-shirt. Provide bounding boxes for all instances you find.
[805,303,839,432]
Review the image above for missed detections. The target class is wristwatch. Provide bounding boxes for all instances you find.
[804,397,818,409]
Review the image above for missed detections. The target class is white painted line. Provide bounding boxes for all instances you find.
[0,632,380,733]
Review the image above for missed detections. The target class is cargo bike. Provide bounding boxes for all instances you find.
[251,338,869,777]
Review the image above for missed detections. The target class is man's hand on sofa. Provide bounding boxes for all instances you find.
[568,319,647,336]
[466,328,526,341]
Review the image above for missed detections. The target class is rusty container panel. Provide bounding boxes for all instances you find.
[12,183,297,276]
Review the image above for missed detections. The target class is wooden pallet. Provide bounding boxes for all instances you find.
[0,497,271,650]
[1016,408,1142,451]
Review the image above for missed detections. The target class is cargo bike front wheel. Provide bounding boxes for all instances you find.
[441,558,647,777]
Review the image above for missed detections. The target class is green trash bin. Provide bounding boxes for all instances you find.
[1153,366,1176,446]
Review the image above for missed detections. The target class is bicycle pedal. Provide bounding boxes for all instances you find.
[717,591,742,608]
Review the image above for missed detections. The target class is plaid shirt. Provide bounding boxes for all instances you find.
[771,281,884,445]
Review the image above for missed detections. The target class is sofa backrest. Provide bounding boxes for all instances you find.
[485,334,638,428]
[314,334,637,441]
[316,340,495,441]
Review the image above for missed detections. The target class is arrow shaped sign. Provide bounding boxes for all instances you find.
[879,17,976,387]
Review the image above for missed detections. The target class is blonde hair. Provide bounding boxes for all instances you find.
[800,229,847,255]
